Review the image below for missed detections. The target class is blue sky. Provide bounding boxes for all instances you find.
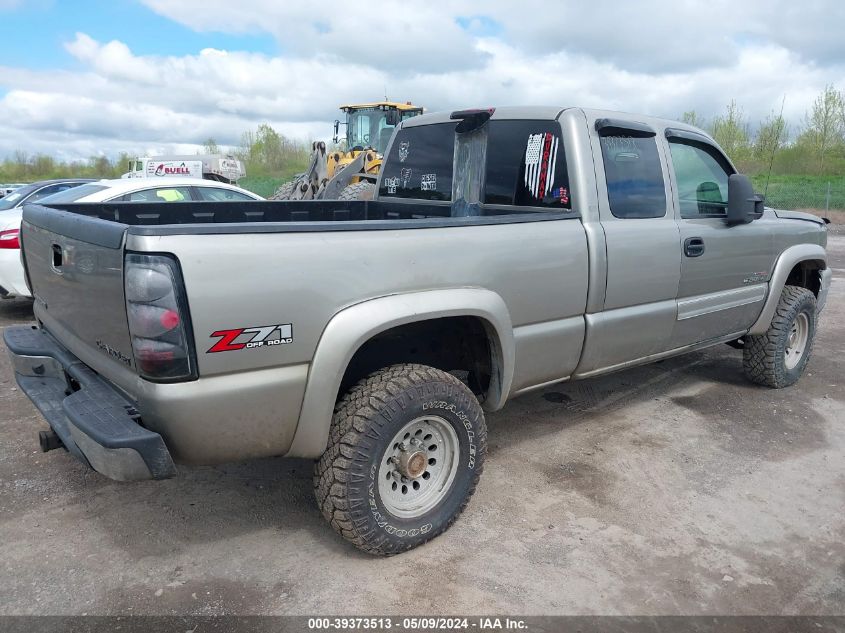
[0,0,276,69]
[0,0,843,160]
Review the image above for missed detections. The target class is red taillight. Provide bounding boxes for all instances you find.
[125,254,196,382]
[160,309,180,330]
[0,229,20,249]
[134,340,178,375]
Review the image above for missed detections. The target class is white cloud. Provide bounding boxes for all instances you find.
[0,1,844,162]
[65,33,161,85]
[138,0,845,74]
[140,0,488,72]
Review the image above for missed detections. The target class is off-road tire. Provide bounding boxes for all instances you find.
[337,181,375,201]
[743,285,817,388]
[314,364,487,556]
[270,181,295,200]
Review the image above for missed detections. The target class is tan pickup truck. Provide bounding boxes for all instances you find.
[5,106,831,555]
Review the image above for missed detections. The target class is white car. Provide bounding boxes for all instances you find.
[0,177,263,299]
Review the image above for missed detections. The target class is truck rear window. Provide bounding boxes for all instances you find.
[380,120,571,209]
[485,121,570,209]
[378,123,455,201]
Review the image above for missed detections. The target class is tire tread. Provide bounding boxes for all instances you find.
[743,285,816,388]
[314,363,486,556]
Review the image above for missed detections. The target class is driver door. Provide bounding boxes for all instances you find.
[666,135,774,348]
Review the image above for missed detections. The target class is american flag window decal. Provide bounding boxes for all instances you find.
[524,132,559,200]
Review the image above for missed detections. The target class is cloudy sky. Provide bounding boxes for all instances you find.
[1,0,844,161]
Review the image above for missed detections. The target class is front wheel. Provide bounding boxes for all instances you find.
[314,364,487,555]
[743,285,817,388]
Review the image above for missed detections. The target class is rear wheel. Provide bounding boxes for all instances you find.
[743,285,816,388]
[337,181,375,201]
[314,364,486,555]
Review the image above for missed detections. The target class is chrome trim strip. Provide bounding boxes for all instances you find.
[677,284,767,321]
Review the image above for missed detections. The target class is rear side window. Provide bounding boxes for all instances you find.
[485,121,570,208]
[599,135,666,218]
[378,123,454,201]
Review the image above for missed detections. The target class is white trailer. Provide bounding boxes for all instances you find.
[123,154,246,183]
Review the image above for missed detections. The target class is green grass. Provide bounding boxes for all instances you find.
[750,173,845,211]
[238,175,290,198]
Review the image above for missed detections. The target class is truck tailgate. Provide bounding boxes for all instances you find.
[21,204,136,380]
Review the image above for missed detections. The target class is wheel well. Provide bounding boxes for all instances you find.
[785,259,825,297]
[340,317,495,402]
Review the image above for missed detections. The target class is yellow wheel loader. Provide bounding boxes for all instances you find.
[271,101,423,201]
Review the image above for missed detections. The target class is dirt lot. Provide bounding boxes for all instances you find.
[1,238,843,616]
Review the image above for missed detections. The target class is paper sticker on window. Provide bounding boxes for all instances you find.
[398,142,410,162]
[385,177,400,194]
[557,187,569,205]
[400,168,412,187]
[421,174,437,191]
[524,133,559,199]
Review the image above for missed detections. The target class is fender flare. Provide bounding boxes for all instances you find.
[747,243,827,335]
[285,288,514,458]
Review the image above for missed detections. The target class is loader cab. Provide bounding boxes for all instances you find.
[339,102,424,155]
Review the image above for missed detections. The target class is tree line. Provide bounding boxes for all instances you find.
[1,85,844,184]
[0,124,312,184]
[683,85,845,176]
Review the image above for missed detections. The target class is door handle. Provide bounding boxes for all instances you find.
[684,237,705,257]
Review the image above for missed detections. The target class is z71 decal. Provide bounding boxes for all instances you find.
[207,324,293,353]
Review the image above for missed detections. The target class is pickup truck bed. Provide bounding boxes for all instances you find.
[33,198,570,228]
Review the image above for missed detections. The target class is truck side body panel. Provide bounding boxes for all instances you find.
[126,218,589,461]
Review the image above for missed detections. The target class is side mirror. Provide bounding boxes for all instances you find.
[726,174,763,225]
[385,110,400,126]
[333,120,340,144]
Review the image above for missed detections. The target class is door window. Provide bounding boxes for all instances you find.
[126,187,192,202]
[195,186,256,202]
[668,141,733,218]
[599,135,666,218]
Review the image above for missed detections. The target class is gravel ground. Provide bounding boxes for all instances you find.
[0,237,843,616]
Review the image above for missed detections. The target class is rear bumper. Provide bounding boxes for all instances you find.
[4,325,175,480]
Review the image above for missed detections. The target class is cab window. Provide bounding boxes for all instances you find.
[379,120,572,207]
[378,123,454,201]
[668,140,733,218]
[484,120,570,209]
[599,135,666,219]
